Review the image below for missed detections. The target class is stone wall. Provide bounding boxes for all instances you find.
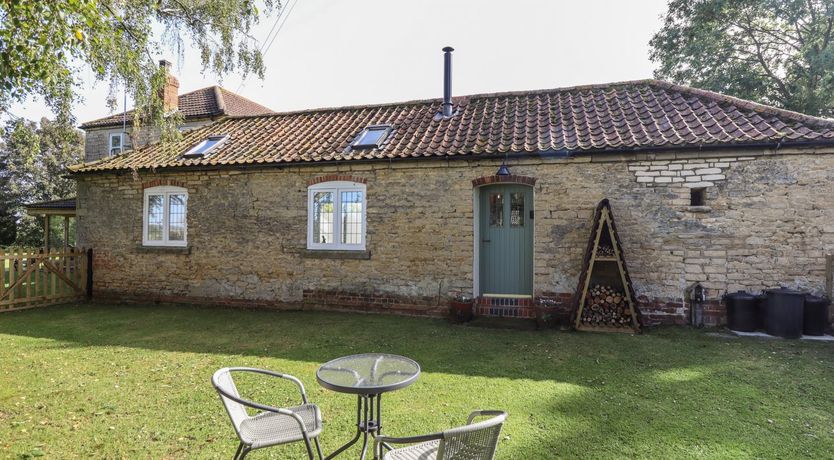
[83,119,215,162]
[83,127,132,162]
[75,147,834,326]
[628,156,756,188]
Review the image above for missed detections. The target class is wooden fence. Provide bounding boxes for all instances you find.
[1,247,91,312]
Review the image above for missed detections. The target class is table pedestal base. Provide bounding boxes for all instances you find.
[325,393,390,460]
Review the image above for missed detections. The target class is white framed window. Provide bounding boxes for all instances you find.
[307,181,366,250]
[109,133,124,155]
[143,186,188,247]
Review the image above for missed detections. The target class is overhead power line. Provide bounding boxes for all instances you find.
[236,0,300,92]
[258,4,285,54]
[262,0,299,56]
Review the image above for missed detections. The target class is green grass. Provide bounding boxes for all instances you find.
[0,304,832,459]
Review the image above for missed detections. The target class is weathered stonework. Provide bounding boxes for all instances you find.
[75,146,834,326]
[83,119,215,162]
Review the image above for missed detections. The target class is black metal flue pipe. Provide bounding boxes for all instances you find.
[442,46,454,117]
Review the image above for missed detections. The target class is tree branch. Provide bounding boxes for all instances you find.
[748,25,803,52]
[157,0,260,44]
[102,3,155,64]
[821,16,833,50]
[729,19,802,53]
[807,0,818,24]
[736,19,792,102]
[794,20,805,44]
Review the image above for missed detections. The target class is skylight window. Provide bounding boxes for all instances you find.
[351,125,392,150]
[183,135,228,158]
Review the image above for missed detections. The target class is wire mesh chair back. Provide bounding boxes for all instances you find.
[436,412,506,460]
[213,368,249,432]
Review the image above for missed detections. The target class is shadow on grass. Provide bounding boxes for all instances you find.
[0,303,829,382]
[2,303,833,458]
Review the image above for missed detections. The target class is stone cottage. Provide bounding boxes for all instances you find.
[70,58,834,327]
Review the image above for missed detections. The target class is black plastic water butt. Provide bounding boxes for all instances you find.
[765,288,805,339]
[755,293,768,331]
[803,295,830,336]
[725,291,758,332]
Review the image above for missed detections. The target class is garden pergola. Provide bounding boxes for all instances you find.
[24,197,76,251]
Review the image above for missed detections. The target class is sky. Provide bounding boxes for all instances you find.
[11,0,670,124]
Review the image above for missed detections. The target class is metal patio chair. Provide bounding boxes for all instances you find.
[212,367,324,460]
[375,410,507,460]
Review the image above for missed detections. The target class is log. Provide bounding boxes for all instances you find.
[596,245,615,257]
[579,284,632,328]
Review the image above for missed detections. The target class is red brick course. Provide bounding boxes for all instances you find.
[471,174,537,187]
[90,285,768,329]
[92,292,304,311]
[475,296,535,318]
[307,175,368,186]
[636,296,725,326]
[142,179,187,189]
[302,289,446,317]
[473,292,728,327]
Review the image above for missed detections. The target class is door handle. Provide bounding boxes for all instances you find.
[482,239,491,243]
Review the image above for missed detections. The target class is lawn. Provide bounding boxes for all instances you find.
[0,304,832,459]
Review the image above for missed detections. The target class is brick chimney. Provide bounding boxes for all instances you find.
[158,60,179,112]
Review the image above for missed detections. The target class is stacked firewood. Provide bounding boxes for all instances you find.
[580,284,632,327]
[596,245,615,257]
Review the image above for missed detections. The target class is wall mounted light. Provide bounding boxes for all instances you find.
[496,162,511,176]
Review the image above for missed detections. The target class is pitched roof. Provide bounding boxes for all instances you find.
[78,86,274,129]
[25,197,77,210]
[71,79,834,173]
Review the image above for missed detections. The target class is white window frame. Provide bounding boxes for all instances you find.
[307,181,367,251]
[109,133,124,156]
[142,185,188,247]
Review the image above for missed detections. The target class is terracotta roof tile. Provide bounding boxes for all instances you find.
[71,79,834,173]
[79,86,274,129]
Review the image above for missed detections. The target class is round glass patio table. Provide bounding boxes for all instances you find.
[317,353,420,460]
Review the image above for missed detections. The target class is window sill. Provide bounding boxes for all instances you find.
[136,245,191,254]
[302,249,371,260]
[685,206,712,213]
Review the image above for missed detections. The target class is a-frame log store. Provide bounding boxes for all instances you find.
[573,199,641,333]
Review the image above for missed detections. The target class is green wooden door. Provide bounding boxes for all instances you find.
[479,185,534,296]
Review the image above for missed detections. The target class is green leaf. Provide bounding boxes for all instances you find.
[0,0,270,128]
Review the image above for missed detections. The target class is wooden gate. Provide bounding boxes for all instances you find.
[1,247,90,312]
